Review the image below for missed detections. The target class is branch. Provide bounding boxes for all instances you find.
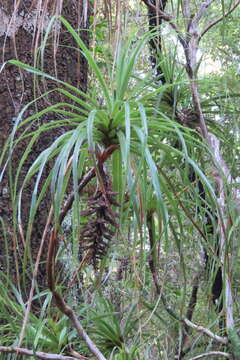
[192,0,215,28]
[183,318,228,345]
[0,346,78,360]
[69,348,92,360]
[182,0,191,20]
[141,0,173,21]
[145,295,228,346]
[200,0,240,40]
[188,351,231,360]
[141,0,186,46]
[52,291,107,360]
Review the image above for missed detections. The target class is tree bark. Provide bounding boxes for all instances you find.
[0,0,90,295]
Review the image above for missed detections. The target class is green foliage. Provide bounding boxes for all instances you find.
[228,328,240,358]
[0,2,240,359]
[0,273,70,353]
[86,297,141,356]
[4,16,210,248]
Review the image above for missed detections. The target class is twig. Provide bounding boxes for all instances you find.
[200,0,240,40]
[191,0,216,29]
[182,0,191,20]
[141,0,186,46]
[188,351,231,359]
[69,348,92,360]
[141,0,173,21]
[183,318,228,345]
[0,346,78,360]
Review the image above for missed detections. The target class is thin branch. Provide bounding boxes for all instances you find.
[146,220,227,347]
[52,291,107,360]
[192,0,215,29]
[146,292,228,346]
[0,346,78,360]
[183,318,228,345]
[69,348,91,360]
[188,351,231,360]
[200,0,240,40]
[141,0,186,46]
[182,0,191,20]
[141,0,173,21]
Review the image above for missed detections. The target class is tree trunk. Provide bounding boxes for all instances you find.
[0,0,90,296]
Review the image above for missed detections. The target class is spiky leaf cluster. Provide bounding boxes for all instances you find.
[80,166,119,269]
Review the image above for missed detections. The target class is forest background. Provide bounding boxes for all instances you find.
[0,1,240,359]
